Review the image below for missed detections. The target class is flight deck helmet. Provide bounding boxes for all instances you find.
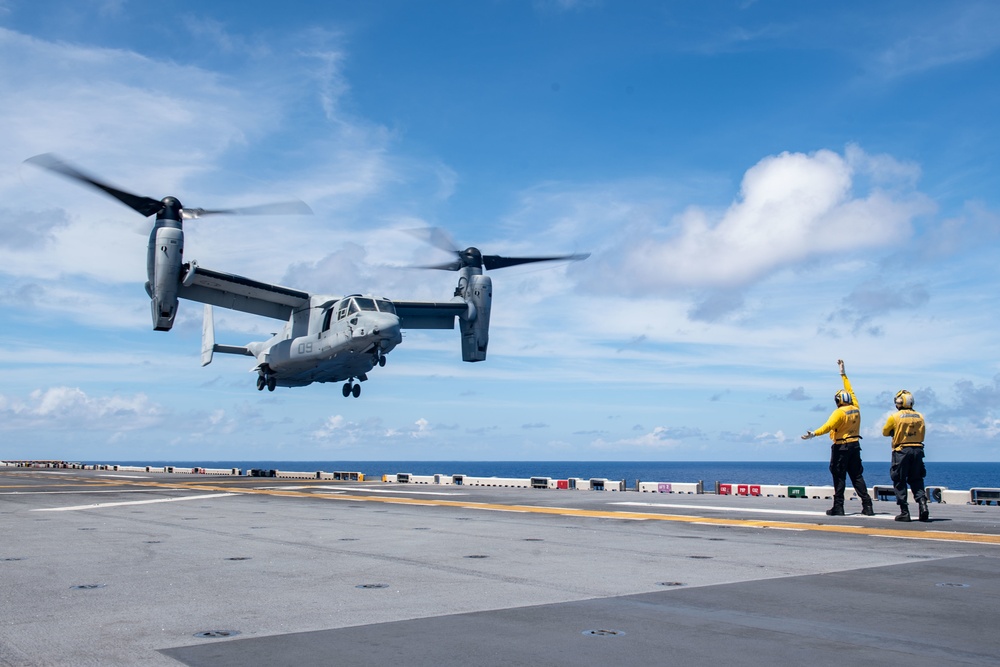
[894,390,914,410]
[834,390,852,407]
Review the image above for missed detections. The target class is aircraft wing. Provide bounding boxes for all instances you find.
[393,301,469,329]
[178,263,310,321]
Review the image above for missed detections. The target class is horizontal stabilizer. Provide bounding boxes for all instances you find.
[214,344,254,357]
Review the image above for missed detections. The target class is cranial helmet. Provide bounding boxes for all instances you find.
[834,390,852,407]
[894,390,914,409]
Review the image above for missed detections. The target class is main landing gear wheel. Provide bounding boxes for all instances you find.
[257,376,266,391]
[352,383,361,398]
[377,354,386,368]
[342,382,351,397]
[266,376,276,392]
[342,380,362,398]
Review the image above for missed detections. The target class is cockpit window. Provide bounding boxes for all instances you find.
[376,300,396,314]
[347,300,358,315]
[354,297,377,311]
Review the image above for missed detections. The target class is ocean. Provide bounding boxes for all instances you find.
[100,460,1000,490]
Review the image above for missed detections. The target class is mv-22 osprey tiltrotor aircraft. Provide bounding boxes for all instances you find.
[27,154,588,397]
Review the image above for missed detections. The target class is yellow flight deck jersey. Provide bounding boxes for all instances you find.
[813,374,861,444]
[882,409,925,451]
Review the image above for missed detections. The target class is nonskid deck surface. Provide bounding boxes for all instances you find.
[2,468,998,666]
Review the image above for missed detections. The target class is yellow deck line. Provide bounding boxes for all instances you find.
[23,476,1000,546]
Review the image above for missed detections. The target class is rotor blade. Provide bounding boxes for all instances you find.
[410,260,466,271]
[483,252,591,270]
[405,227,460,254]
[25,153,163,217]
[184,200,313,219]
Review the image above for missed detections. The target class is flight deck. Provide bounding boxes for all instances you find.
[2,466,998,666]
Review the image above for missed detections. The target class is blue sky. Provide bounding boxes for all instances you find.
[2,0,1000,463]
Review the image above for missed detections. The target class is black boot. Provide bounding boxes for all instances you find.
[826,505,844,516]
[918,500,929,522]
[895,504,911,522]
[861,499,875,516]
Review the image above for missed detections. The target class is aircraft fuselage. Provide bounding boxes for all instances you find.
[249,295,402,388]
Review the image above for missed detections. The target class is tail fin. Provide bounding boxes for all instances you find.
[201,303,254,365]
[201,304,215,366]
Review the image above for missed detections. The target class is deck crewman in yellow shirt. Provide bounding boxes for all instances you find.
[882,390,928,522]
[801,359,875,516]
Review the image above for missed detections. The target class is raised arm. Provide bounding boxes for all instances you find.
[838,359,857,407]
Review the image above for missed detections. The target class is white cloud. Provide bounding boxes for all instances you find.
[180,15,271,57]
[312,414,348,440]
[754,430,788,444]
[0,387,163,430]
[301,41,350,123]
[581,146,933,295]
[873,4,1000,78]
[0,27,268,176]
[590,425,703,451]
[824,279,930,337]
[0,207,70,251]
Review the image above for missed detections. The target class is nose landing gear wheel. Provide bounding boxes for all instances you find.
[256,375,266,391]
[378,354,386,367]
[266,376,276,392]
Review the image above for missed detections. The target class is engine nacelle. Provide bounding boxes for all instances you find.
[459,274,492,362]
[148,225,184,331]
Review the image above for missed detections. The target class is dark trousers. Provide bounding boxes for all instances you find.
[830,443,871,506]
[890,447,927,506]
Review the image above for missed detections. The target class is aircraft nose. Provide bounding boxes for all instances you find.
[373,313,402,344]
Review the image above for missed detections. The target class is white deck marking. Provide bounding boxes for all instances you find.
[611,501,895,520]
[3,490,167,496]
[99,474,151,479]
[31,493,237,512]
[332,486,467,496]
